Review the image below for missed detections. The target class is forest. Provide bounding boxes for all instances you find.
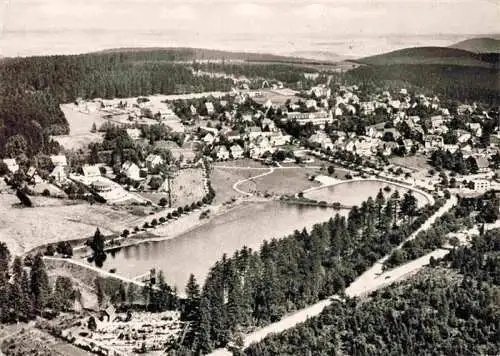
[344,64,500,105]
[178,191,443,353]
[385,191,500,269]
[0,50,233,158]
[245,229,500,355]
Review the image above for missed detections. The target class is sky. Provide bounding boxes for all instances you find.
[0,0,499,57]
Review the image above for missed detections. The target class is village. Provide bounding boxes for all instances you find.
[2,76,499,209]
[1,75,500,356]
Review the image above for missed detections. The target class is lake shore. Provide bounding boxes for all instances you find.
[74,195,272,259]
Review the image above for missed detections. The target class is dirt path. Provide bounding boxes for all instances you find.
[208,195,458,355]
[232,168,275,196]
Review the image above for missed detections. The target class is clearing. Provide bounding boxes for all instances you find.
[237,167,321,196]
[211,167,267,203]
[0,194,141,256]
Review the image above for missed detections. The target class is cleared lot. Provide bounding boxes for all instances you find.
[0,194,141,256]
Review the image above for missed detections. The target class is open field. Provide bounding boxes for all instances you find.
[213,158,267,168]
[171,168,206,207]
[237,167,321,196]
[211,167,267,203]
[0,194,143,256]
[390,154,431,172]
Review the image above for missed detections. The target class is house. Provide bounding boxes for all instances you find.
[247,126,263,140]
[2,158,19,173]
[424,135,444,151]
[261,118,276,132]
[121,161,141,181]
[145,154,164,170]
[269,133,292,147]
[223,130,241,142]
[402,139,414,152]
[26,166,43,184]
[203,133,215,145]
[475,156,490,173]
[472,179,491,191]
[50,155,68,167]
[215,146,230,160]
[230,144,244,159]
[205,102,215,115]
[468,123,483,137]
[126,129,142,141]
[311,85,331,98]
[305,99,317,109]
[171,149,196,164]
[82,165,101,178]
[334,107,343,116]
[430,115,444,129]
[190,105,197,116]
[455,129,472,144]
[50,165,67,183]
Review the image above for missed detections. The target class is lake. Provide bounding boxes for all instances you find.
[304,180,430,207]
[99,180,430,291]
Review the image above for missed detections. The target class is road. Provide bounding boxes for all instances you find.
[208,195,458,355]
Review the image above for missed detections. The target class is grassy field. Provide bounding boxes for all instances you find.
[238,167,321,196]
[211,167,266,203]
[390,154,431,171]
[213,158,267,168]
[170,168,206,207]
[0,194,142,256]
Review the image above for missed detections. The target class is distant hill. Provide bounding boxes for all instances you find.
[450,37,500,53]
[347,46,500,104]
[96,47,332,64]
[355,46,499,68]
[286,50,348,63]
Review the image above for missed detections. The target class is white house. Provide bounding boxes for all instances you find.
[230,144,244,159]
[424,135,444,151]
[145,154,164,170]
[305,99,317,109]
[50,165,67,183]
[261,118,276,132]
[247,126,263,140]
[455,129,472,144]
[205,102,215,115]
[50,154,68,167]
[269,133,291,147]
[82,165,101,178]
[215,146,230,160]
[472,179,491,191]
[203,133,215,145]
[2,158,19,173]
[121,161,141,181]
[126,129,142,141]
[468,123,483,137]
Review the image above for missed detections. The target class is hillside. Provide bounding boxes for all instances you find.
[450,37,500,53]
[347,46,500,104]
[355,46,498,68]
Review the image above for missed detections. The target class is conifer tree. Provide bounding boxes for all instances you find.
[30,253,51,313]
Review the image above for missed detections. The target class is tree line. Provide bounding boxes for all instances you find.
[0,50,235,158]
[178,190,440,353]
[245,228,500,356]
[0,243,76,323]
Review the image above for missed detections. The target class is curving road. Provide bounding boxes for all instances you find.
[208,194,458,355]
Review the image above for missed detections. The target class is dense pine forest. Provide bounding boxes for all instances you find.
[178,191,443,353]
[344,64,500,105]
[245,229,500,355]
[0,50,233,158]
